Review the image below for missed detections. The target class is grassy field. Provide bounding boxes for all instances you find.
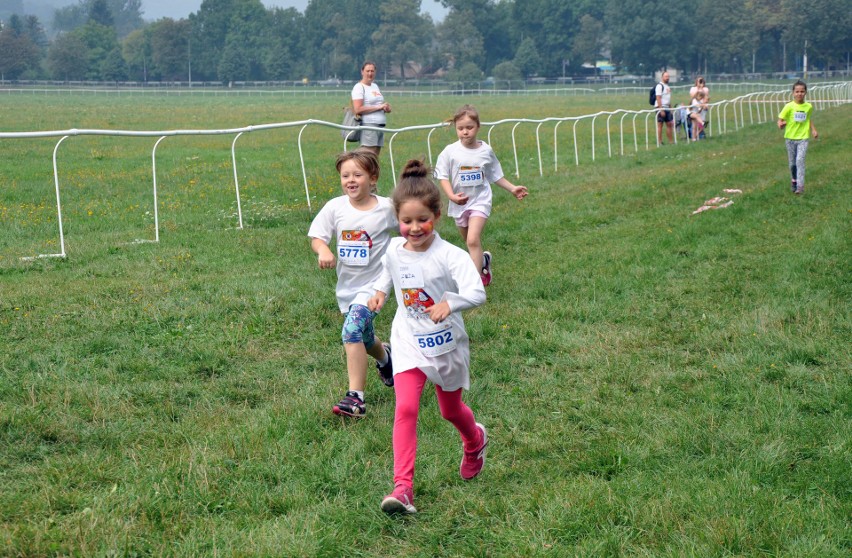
[0,93,850,556]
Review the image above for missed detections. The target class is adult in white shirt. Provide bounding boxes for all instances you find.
[655,70,674,145]
[352,61,391,156]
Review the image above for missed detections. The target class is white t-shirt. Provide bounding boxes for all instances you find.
[352,82,386,126]
[374,234,486,391]
[308,195,397,313]
[689,85,709,100]
[690,97,703,114]
[655,82,672,107]
[434,140,504,218]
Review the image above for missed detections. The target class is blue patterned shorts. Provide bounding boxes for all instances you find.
[342,304,376,348]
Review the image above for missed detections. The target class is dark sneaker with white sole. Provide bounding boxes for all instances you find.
[332,391,365,417]
[376,343,394,387]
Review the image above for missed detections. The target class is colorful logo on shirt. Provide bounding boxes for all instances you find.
[402,288,434,319]
[341,229,373,248]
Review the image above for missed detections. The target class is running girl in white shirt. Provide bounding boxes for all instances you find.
[368,159,488,515]
[435,104,528,286]
[308,149,397,417]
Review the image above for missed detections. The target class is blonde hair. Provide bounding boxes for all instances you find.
[391,160,442,216]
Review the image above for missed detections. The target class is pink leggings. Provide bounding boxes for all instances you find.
[393,368,481,489]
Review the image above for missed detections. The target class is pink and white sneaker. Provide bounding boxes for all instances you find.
[460,423,488,480]
[381,484,417,514]
[481,251,493,286]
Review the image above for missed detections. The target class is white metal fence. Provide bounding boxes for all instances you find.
[1,80,847,98]
[1,82,849,261]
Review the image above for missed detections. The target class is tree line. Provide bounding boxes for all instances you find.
[0,0,849,84]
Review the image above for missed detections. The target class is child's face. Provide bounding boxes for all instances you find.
[398,199,438,252]
[793,85,807,103]
[455,115,480,148]
[338,159,375,203]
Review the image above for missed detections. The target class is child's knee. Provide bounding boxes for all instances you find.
[395,399,419,422]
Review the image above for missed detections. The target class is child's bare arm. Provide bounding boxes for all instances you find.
[493,177,528,200]
[368,291,387,312]
[440,178,468,205]
[310,237,336,269]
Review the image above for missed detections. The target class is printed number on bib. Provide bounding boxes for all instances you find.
[793,111,807,123]
[458,168,484,188]
[338,241,369,266]
[414,324,457,357]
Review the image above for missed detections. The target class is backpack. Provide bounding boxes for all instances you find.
[649,83,660,106]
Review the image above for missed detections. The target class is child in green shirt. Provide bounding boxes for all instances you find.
[777,80,819,195]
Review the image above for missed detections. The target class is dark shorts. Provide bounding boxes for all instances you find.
[657,109,673,123]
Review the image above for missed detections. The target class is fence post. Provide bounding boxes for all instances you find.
[535,121,544,177]
[511,122,522,179]
[151,136,167,243]
[297,124,312,214]
[230,131,245,230]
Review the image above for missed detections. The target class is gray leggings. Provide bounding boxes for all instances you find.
[785,139,809,189]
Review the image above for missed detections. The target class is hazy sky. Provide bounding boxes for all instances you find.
[141,0,448,22]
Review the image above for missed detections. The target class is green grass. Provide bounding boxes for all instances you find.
[1,93,850,557]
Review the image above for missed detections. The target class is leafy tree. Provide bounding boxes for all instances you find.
[605,0,695,74]
[491,59,523,88]
[781,0,852,70]
[571,13,605,65]
[370,0,431,81]
[218,34,248,83]
[122,28,149,81]
[53,0,143,38]
[514,37,541,77]
[302,0,386,80]
[446,61,484,86]
[7,13,24,34]
[695,0,757,73]
[265,7,305,80]
[492,60,521,80]
[88,0,114,27]
[24,15,49,48]
[189,0,269,82]
[0,24,41,79]
[100,46,127,81]
[511,0,575,76]
[77,21,120,79]
[149,18,190,81]
[47,33,89,80]
[435,9,486,72]
[440,0,514,72]
[225,0,272,80]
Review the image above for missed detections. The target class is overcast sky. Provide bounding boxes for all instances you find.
[141,0,448,22]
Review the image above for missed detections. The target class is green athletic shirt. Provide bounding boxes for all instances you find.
[778,101,813,140]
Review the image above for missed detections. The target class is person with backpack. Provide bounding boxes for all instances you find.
[654,71,674,145]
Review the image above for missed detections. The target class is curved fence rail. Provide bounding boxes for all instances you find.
[1,82,849,260]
